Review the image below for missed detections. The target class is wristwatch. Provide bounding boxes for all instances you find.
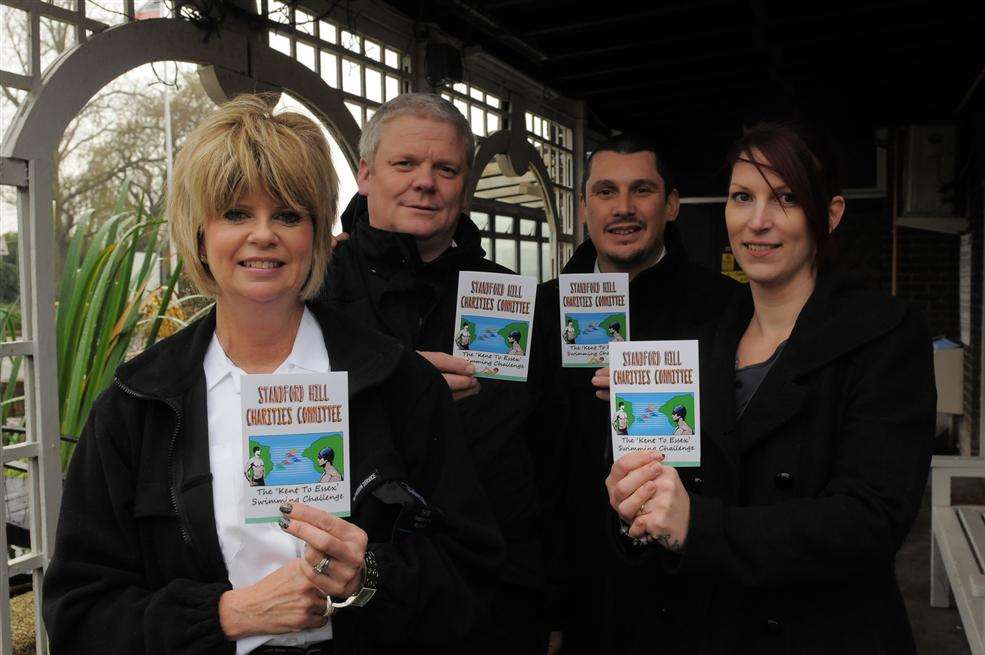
[329,550,379,610]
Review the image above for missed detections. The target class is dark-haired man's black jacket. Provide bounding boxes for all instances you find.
[534,223,740,654]
[319,194,547,653]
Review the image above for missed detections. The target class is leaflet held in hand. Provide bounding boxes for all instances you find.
[453,271,537,382]
[558,273,629,367]
[241,372,351,523]
[609,340,700,466]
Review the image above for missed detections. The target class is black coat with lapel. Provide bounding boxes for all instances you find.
[42,304,504,654]
[530,224,741,652]
[625,272,936,654]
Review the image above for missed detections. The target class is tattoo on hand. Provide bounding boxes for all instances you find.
[655,533,683,553]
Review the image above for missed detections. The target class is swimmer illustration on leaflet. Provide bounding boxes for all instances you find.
[558,272,629,367]
[609,340,700,465]
[453,271,537,382]
[240,372,350,523]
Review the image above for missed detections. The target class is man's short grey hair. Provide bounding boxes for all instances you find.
[359,92,475,170]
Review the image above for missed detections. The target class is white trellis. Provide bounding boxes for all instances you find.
[0,8,361,653]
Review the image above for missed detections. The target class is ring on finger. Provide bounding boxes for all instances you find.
[637,500,647,516]
[323,597,336,617]
[313,556,332,575]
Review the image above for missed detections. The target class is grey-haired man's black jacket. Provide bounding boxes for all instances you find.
[318,194,548,652]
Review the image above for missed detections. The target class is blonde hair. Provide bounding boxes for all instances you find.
[169,93,339,300]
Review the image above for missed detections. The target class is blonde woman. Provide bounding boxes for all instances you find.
[43,94,502,655]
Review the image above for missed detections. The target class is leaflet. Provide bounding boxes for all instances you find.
[453,271,537,382]
[558,273,629,367]
[241,372,351,523]
[609,340,700,466]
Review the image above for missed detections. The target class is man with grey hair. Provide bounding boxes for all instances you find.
[320,92,548,653]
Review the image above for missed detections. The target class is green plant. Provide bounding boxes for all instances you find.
[0,302,23,445]
[55,183,181,465]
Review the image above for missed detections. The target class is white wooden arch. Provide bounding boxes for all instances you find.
[467,128,562,276]
[0,16,361,653]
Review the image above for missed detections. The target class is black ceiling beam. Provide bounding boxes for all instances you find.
[548,24,752,62]
[520,0,728,38]
[557,47,757,82]
[444,0,551,63]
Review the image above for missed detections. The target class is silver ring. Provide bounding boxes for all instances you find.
[313,556,332,575]
[637,501,647,516]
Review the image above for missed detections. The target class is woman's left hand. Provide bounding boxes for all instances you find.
[606,452,691,552]
[280,502,368,599]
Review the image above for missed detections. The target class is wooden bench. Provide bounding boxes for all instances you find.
[931,455,985,655]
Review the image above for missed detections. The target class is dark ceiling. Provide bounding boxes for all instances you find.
[383,0,983,193]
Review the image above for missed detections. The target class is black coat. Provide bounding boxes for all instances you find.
[319,195,546,651]
[42,304,503,655]
[616,273,936,655]
[530,226,741,651]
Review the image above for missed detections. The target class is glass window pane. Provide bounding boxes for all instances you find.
[541,242,552,280]
[441,93,451,102]
[1,7,30,75]
[541,221,552,238]
[519,219,538,237]
[495,239,516,271]
[482,237,493,260]
[453,98,468,119]
[520,241,538,277]
[320,51,338,88]
[0,87,26,146]
[470,211,489,231]
[269,0,290,23]
[487,113,501,133]
[384,48,399,69]
[86,0,125,24]
[341,30,360,53]
[453,82,467,94]
[385,76,399,101]
[495,216,513,234]
[470,106,485,136]
[296,41,315,71]
[269,31,291,56]
[296,9,315,34]
[366,108,375,122]
[486,94,501,109]
[345,101,362,127]
[365,40,382,61]
[469,87,484,102]
[319,21,337,43]
[45,0,76,9]
[342,59,362,96]
[365,68,383,103]
[525,112,533,131]
[40,17,76,74]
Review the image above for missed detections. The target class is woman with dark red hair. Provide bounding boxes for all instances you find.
[605,124,935,654]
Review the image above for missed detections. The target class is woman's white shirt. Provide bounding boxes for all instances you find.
[203,307,332,654]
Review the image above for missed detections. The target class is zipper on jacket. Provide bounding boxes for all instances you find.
[113,378,193,546]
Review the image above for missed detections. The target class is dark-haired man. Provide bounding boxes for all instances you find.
[534,134,739,654]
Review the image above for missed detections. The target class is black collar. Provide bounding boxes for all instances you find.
[115,302,404,401]
[561,222,689,279]
[339,192,487,275]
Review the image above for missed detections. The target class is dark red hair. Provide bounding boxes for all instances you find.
[726,123,841,266]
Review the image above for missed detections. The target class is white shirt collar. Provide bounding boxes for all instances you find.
[203,306,329,392]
